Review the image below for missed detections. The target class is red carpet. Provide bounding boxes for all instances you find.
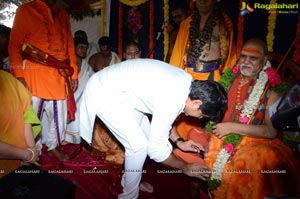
[41,143,208,199]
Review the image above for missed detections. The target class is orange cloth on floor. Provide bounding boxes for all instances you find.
[170,13,236,140]
[0,71,31,177]
[8,0,77,100]
[204,76,300,198]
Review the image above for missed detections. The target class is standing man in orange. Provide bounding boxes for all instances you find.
[169,0,237,141]
[170,0,236,81]
[9,0,78,161]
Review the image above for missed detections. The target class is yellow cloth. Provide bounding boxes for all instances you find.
[0,71,39,177]
[24,105,41,138]
[170,13,237,140]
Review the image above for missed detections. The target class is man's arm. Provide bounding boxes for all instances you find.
[212,91,279,138]
[0,141,31,161]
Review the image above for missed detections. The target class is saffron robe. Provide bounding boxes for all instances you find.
[204,76,300,199]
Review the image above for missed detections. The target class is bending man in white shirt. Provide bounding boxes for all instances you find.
[80,58,228,199]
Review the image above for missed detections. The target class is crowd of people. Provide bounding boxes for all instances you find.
[1,0,300,199]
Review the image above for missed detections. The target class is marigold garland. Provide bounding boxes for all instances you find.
[163,0,169,60]
[119,0,148,7]
[266,0,277,52]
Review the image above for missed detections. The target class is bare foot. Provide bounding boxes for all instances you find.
[139,181,154,193]
[48,148,69,161]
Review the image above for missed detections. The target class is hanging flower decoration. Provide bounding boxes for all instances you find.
[236,0,244,58]
[266,67,282,87]
[266,0,277,52]
[163,0,169,60]
[120,0,148,7]
[148,0,154,58]
[207,61,286,190]
[293,14,300,64]
[127,7,143,35]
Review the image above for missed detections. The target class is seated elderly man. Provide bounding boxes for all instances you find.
[174,38,300,199]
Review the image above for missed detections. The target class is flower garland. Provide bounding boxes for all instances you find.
[236,0,244,58]
[239,63,270,123]
[163,0,169,60]
[266,0,277,52]
[207,62,285,190]
[120,0,148,7]
[128,7,143,35]
[148,0,154,58]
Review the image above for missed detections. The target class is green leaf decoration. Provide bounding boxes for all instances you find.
[205,121,216,133]
[219,68,235,91]
[222,133,243,147]
[208,179,221,190]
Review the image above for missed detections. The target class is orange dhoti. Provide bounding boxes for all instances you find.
[205,135,300,199]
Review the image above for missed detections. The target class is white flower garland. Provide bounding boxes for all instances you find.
[210,148,231,181]
[239,61,270,123]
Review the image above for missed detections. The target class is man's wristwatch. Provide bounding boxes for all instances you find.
[174,137,184,147]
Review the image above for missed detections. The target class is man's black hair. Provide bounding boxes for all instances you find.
[98,36,111,46]
[123,40,141,53]
[74,30,88,40]
[0,24,11,38]
[189,80,228,122]
[74,37,89,47]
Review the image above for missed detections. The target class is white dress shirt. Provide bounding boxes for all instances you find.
[80,58,192,162]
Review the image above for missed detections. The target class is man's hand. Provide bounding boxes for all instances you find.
[71,79,78,92]
[212,122,234,138]
[22,146,41,167]
[182,162,210,181]
[177,140,205,153]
